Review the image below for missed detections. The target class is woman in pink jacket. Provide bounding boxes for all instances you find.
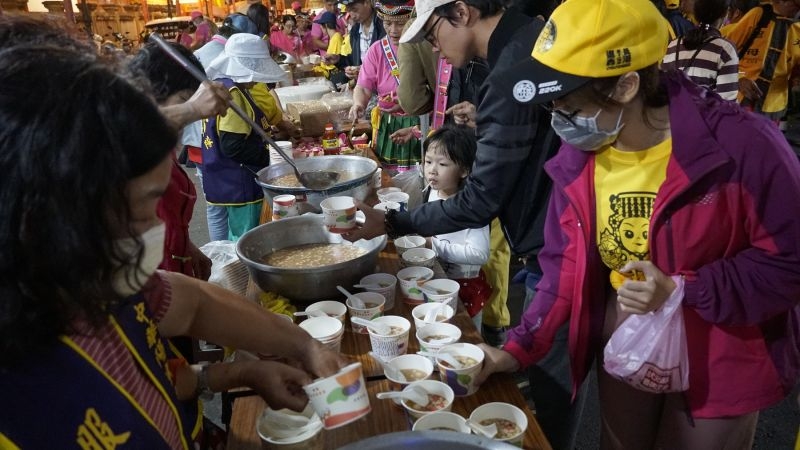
[479,0,800,448]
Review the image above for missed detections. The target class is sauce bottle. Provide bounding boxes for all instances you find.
[321,123,340,155]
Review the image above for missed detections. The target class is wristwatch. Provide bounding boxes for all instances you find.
[192,363,215,401]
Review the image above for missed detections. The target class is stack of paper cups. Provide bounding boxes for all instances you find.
[299,316,345,353]
[269,141,294,166]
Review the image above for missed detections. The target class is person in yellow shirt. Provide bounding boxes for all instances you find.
[722,0,800,120]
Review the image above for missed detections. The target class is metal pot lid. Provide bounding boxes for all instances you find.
[338,431,520,450]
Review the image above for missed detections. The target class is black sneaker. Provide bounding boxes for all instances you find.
[481,324,508,348]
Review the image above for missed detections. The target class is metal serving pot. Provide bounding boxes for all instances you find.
[256,155,378,214]
[236,214,386,303]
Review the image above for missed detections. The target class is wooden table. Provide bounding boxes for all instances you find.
[226,247,552,450]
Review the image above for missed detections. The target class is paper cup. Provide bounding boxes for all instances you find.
[399,380,454,421]
[305,300,347,324]
[411,303,455,330]
[385,354,434,386]
[412,411,471,433]
[394,235,426,255]
[422,279,461,310]
[373,201,401,212]
[367,315,411,361]
[257,405,324,449]
[346,292,385,334]
[303,362,371,430]
[468,402,528,447]
[416,323,462,365]
[298,316,345,352]
[320,196,357,233]
[383,191,410,211]
[401,248,436,269]
[272,194,299,221]
[397,267,435,304]
[377,187,402,202]
[269,141,294,166]
[436,343,485,396]
[359,273,397,311]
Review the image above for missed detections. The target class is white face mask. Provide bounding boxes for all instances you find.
[550,107,625,151]
[111,223,165,297]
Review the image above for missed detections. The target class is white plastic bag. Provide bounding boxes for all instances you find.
[199,240,250,298]
[391,164,424,210]
[603,276,689,393]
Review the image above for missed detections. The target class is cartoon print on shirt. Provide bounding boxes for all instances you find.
[598,192,655,287]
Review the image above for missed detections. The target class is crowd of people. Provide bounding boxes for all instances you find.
[1,0,800,448]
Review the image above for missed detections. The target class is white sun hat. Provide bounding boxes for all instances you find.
[206,33,287,84]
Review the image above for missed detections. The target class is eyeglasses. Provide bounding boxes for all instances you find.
[540,102,581,127]
[423,16,444,46]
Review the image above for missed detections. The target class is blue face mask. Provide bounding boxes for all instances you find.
[550,107,624,151]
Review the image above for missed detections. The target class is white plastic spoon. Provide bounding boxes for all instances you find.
[375,386,429,406]
[423,303,447,323]
[368,351,405,381]
[465,419,498,438]
[337,285,366,308]
[417,351,462,369]
[426,336,457,345]
[351,317,391,335]
[293,310,326,318]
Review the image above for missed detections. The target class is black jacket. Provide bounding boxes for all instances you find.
[341,14,386,67]
[390,8,560,272]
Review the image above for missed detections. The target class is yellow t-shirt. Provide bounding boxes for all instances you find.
[326,32,345,55]
[722,6,800,112]
[595,138,671,289]
[218,83,282,134]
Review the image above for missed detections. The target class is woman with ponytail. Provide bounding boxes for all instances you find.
[662,0,739,100]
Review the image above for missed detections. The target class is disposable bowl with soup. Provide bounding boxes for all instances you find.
[412,411,471,434]
[236,214,386,303]
[366,315,411,361]
[401,248,436,269]
[468,402,528,447]
[256,155,378,214]
[416,323,462,365]
[436,343,485,396]
[397,266,435,304]
[421,279,461,310]
[320,196,357,233]
[376,187,401,202]
[400,380,454,421]
[256,404,324,450]
[358,273,398,311]
[385,354,434,387]
[411,302,455,330]
[346,292,386,334]
[305,300,347,323]
[394,235,426,255]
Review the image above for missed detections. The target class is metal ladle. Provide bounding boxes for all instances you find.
[149,33,340,191]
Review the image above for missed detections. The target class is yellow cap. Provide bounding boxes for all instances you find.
[665,0,680,9]
[501,0,670,105]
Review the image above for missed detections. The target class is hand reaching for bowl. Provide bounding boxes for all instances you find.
[241,360,314,412]
[473,344,520,387]
[342,199,388,242]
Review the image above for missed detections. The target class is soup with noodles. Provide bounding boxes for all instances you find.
[262,243,367,268]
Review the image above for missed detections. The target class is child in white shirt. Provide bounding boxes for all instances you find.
[422,125,492,327]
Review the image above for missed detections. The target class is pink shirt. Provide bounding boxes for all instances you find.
[357,39,403,103]
[194,22,211,47]
[309,23,328,57]
[270,31,302,57]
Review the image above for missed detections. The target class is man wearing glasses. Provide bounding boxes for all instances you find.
[339,0,386,82]
[346,0,585,448]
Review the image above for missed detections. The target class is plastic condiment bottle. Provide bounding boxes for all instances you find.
[321,123,340,155]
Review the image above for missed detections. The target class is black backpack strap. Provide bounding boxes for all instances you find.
[678,35,720,73]
[750,17,791,110]
[738,4,774,59]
